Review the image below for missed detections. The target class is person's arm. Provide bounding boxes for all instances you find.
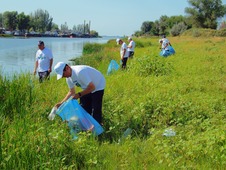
[159,42,162,49]
[163,42,169,49]
[121,48,126,60]
[33,61,38,75]
[73,82,95,99]
[48,58,53,73]
[55,87,76,108]
[127,42,132,49]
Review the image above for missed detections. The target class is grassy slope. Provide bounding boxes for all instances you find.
[0,36,225,169]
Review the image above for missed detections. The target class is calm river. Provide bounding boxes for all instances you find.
[0,36,115,76]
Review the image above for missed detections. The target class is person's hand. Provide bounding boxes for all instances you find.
[72,94,79,99]
[33,70,36,75]
[55,103,62,109]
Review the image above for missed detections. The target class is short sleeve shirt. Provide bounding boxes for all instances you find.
[66,65,106,93]
[128,40,135,52]
[36,47,53,72]
[120,42,129,58]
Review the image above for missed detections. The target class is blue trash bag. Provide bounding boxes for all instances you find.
[107,59,120,75]
[56,97,104,139]
[168,46,175,54]
[160,49,170,57]
[160,46,175,57]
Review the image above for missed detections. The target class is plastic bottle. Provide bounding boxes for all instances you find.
[162,128,176,137]
[118,128,132,143]
[68,116,81,140]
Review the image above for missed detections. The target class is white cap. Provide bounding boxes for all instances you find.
[128,37,132,40]
[54,62,66,80]
[116,38,120,44]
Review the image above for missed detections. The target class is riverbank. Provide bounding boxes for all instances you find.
[1,36,225,169]
[0,36,115,76]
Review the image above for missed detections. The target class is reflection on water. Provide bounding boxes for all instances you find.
[0,37,114,76]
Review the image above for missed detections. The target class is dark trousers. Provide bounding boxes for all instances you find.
[121,58,128,69]
[80,90,104,124]
[38,71,50,83]
[128,51,134,58]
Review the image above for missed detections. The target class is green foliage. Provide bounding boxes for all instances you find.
[129,55,174,77]
[139,15,188,36]
[83,43,103,55]
[134,40,152,48]
[1,36,226,169]
[185,0,226,29]
[215,28,226,36]
[171,22,188,36]
[17,12,30,31]
[181,28,226,37]
[3,11,18,30]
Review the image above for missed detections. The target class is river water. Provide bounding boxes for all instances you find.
[0,36,115,76]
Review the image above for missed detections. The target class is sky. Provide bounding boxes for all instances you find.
[1,0,226,36]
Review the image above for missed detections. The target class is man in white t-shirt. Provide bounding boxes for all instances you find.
[116,38,129,69]
[34,41,53,83]
[160,35,172,50]
[127,37,135,58]
[54,62,106,124]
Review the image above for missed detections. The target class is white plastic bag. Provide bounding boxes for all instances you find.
[162,128,176,137]
[48,106,57,120]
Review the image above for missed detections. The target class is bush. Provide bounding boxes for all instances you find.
[129,55,174,77]
[171,22,188,36]
[215,28,226,37]
[83,43,103,55]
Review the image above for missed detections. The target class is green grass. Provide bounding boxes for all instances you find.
[0,35,225,169]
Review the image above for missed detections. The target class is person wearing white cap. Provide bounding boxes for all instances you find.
[127,37,135,58]
[54,62,106,124]
[116,38,129,69]
[33,40,53,83]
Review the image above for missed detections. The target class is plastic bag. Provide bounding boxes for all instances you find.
[56,97,104,139]
[107,60,120,75]
[160,46,175,57]
[162,128,176,137]
[48,106,57,120]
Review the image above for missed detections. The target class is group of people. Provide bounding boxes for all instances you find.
[33,40,105,125]
[116,37,136,69]
[33,35,169,127]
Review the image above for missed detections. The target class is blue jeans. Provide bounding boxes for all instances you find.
[79,90,104,124]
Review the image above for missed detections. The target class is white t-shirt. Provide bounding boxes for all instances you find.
[66,65,106,93]
[128,40,135,52]
[161,38,170,50]
[36,47,53,72]
[120,42,129,58]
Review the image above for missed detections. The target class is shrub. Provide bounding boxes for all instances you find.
[215,28,226,37]
[83,43,103,55]
[129,55,174,77]
[171,22,188,36]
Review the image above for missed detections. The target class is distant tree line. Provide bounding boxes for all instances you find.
[134,0,226,37]
[0,9,98,36]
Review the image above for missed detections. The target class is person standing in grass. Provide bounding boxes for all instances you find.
[116,38,129,69]
[54,62,106,125]
[160,35,172,50]
[127,37,135,59]
[33,40,53,83]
